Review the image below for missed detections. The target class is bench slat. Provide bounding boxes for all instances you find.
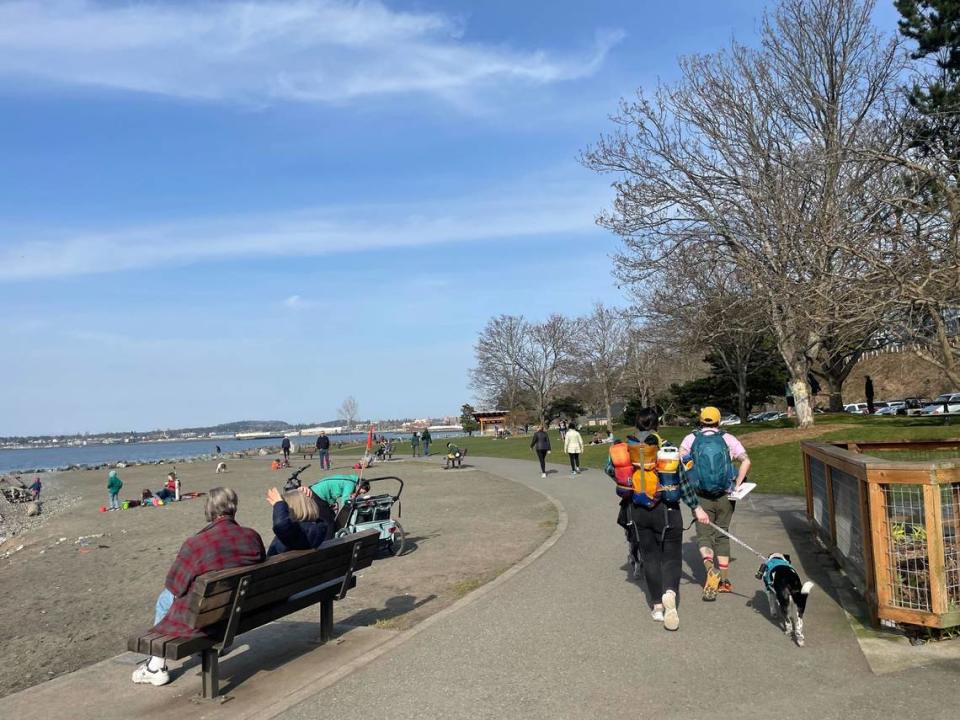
[191,537,377,628]
[194,531,373,589]
[191,543,377,615]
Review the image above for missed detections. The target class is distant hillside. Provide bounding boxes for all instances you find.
[192,420,296,435]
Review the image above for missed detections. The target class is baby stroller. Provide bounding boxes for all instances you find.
[334,476,405,556]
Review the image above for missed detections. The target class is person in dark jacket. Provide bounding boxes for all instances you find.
[421,428,432,456]
[315,431,331,470]
[132,487,265,687]
[530,426,551,477]
[281,436,292,463]
[265,486,334,555]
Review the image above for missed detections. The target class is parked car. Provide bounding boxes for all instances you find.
[921,393,960,415]
[897,397,931,416]
[844,403,868,414]
[719,414,741,426]
[747,412,767,422]
[874,405,900,416]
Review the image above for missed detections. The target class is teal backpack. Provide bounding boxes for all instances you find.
[690,430,734,497]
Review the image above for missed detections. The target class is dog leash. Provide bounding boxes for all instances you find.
[706,520,769,562]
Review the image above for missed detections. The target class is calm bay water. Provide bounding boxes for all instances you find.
[0,431,463,474]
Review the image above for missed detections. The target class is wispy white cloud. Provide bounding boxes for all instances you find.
[0,0,621,104]
[0,179,608,281]
[283,294,316,310]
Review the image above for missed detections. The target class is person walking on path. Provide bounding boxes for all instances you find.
[865,375,875,415]
[530,426,551,478]
[559,419,567,440]
[281,436,292,463]
[316,431,331,470]
[411,432,421,457]
[629,408,710,630]
[107,469,123,511]
[421,428,432,456]
[563,422,584,475]
[680,406,751,600]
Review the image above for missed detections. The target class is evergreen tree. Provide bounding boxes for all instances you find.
[896,0,960,154]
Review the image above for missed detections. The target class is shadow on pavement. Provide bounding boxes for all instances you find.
[338,593,438,627]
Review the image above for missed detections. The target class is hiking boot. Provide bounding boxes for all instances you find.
[718,579,733,593]
[702,569,720,601]
[662,591,679,630]
[131,661,170,687]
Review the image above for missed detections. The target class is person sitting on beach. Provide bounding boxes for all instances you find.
[155,471,180,502]
[132,487,265,687]
[265,486,334,556]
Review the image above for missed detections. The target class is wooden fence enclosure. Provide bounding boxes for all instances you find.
[802,439,960,629]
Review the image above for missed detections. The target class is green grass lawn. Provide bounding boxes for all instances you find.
[453,415,960,496]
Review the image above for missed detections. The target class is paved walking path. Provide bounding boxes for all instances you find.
[3,455,957,719]
[279,456,958,720]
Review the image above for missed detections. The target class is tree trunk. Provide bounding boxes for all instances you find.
[604,393,613,433]
[736,364,749,422]
[788,370,814,428]
[826,375,844,412]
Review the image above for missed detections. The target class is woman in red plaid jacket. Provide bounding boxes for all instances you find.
[132,487,265,687]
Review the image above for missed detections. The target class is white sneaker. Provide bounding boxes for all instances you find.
[132,661,170,686]
[541,473,546,478]
[651,606,665,622]
[662,590,679,631]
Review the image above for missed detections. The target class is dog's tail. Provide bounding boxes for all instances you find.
[794,581,814,616]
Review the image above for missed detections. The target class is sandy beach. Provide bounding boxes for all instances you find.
[0,450,556,699]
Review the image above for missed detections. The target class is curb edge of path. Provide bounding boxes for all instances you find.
[259,466,569,719]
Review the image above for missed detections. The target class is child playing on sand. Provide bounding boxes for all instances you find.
[107,470,123,511]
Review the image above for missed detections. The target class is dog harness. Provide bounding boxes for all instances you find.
[761,556,793,591]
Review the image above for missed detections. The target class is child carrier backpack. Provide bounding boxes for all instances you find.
[690,430,734,497]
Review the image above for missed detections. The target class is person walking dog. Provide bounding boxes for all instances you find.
[680,406,751,600]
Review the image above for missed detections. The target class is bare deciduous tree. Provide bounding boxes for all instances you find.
[337,396,359,430]
[575,303,632,432]
[471,314,579,425]
[583,0,904,427]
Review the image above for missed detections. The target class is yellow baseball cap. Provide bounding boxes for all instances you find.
[699,406,721,425]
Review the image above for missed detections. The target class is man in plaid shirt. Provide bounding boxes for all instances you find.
[132,487,265,687]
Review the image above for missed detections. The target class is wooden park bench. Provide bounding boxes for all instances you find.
[128,528,379,701]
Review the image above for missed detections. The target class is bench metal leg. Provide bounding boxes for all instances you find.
[201,649,219,699]
[319,597,334,643]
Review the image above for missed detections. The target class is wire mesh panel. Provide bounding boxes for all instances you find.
[944,483,960,612]
[831,468,865,593]
[881,484,931,612]
[810,457,830,540]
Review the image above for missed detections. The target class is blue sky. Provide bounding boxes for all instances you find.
[0,0,904,436]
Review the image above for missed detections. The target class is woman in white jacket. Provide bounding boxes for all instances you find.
[563,422,584,475]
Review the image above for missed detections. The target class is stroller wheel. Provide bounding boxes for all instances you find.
[387,521,406,557]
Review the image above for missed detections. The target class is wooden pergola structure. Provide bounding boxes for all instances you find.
[472,410,509,436]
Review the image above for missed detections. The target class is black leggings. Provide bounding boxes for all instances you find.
[630,503,683,602]
[568,453,580,471]
[535,449,548,472]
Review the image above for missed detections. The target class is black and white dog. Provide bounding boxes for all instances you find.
[756,553,814,646]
